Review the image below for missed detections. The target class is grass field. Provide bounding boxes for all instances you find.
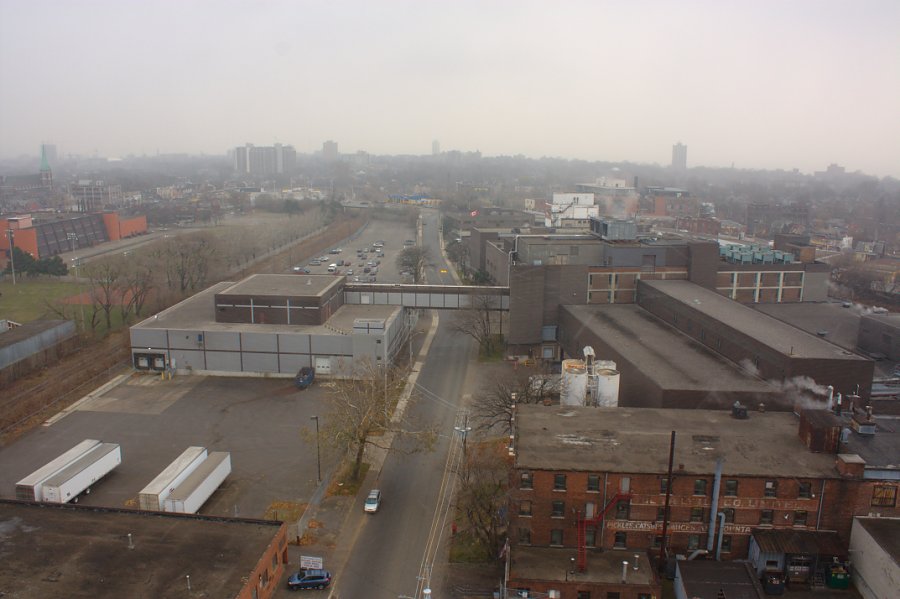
[0,279,84,324]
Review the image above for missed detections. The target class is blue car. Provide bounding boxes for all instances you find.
[287,569,332,590]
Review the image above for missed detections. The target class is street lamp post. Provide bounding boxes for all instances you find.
[310,415,321,484]
[454,412,472,458]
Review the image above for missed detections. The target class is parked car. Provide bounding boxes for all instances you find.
[364,489,381,513]
[287,569,332,590]
[309,260,321,266]
[293,266,310,273]
[346,269,354,275]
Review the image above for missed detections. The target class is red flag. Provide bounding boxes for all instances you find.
[470,209,479,217]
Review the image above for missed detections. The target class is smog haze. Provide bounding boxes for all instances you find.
[1,0,899,176]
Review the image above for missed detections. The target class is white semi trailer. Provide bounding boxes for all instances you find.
[163,452,231,514]
[15,439,102,501]
[138,446,208,511]
[41,443,122,503]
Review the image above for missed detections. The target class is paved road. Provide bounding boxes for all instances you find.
[332,209,477,598]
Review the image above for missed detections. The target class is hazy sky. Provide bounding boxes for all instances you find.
[2,0,899,176]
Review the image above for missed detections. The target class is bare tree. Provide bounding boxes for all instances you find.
[396,246,431,284]
[119,256,154,323]
[85,259,124,331]
[450,294,502,356]
[471,367,559,434]
[455,439,509,558]
[162,233,213,294]
[310,360,437,481]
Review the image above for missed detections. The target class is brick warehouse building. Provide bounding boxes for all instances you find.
[506,404,900,596]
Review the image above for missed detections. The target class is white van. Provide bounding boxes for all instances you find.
[327,263,338,273]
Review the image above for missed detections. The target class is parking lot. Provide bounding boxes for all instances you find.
[0,373,339,519]
[290,217,416,283]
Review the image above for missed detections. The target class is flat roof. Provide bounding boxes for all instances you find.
[133,281,399,334]
[753,302,864,352]
[514,404,839,478]
[642,280,869,361]
[218,273,341,298]
[510,546,655,586]
[855,517,900,563]
[0,500,282,599]
[676,561,762,599]
[562,304,776,395]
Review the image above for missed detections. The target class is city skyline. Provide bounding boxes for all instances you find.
[1,0,899,177]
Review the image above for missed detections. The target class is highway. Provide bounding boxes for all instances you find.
[331,208,477,598]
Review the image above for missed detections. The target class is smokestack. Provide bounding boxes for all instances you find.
[835,393,843,416]
[827,385,834,409]
[622,561,629,582]
[633,554,640,570]
[127,533,134,549]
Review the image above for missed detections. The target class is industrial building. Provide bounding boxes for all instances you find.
[1,211,147,259]
[129,274,508,378]
[0,499,288,599]
[848,517,900,599]
[507,403,900,594]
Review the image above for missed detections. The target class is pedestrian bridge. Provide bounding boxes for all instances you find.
[343,283,509,310]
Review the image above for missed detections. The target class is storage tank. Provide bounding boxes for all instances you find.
[561,359,588,406]
[594,367,621,407]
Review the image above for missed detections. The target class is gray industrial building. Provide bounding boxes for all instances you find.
[129,274,509,379]
[857,313,900,361]
[130,275,407,378]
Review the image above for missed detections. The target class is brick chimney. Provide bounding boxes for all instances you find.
[836,454,866,478]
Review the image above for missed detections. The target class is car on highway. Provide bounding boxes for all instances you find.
[364,489,381,513]
[292,266,311,273]
[309,259,321,266]
[346,269,354,275]
[287,569,332,590]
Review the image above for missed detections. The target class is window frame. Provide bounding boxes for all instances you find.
[690,507,704,522]
[613,531,627,548]
[550,528,564,546]
[798,482,812,499]
[553,473,567,491]
[764,480,778,498]
[793,510,808,526]
[760,509,774,525]
[693,479,708,496]
[872,485,898,507]
[519,500,532,517]
[587,474,600,492]
[519,471,533,490]
[551,500,565,518]
[723,508,735,523]
[724,479,739,496]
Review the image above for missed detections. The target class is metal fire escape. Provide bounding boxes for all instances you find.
[576,492,632,572]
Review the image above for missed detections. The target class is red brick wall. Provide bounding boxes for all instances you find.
[506,577,659,599]
[235,523,289,599]
[510,466,900,559]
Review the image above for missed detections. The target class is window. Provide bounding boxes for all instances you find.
[577,593,591,599]
[520,472,533,489]
[872,485,897,507]
[694,479,708,496]
[615,500,630,520]
[271,552,278,571]
[518,528,531,544]
[724,480,739,496]
[614,532,627,548]
[764,480,778,497]
[659,478,669,494]
[798,482,812,499]
[519,501,532,516]
[550,529,564,546]
[652,535,664,548]
[760,510,774,525]
[656,507,667,522]
[794,510,808,526]
[690,507,704,522]
[639,595,652,599]
[721,535,732,553]
[607,593,621,599]
[552,500,565,518]
[585,528,596,547]
[554,474,567,491]
[723,508,735,523]
[687,534,701,550]
[587,474,600,492]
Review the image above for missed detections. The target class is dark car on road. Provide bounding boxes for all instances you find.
[287,569,332,590]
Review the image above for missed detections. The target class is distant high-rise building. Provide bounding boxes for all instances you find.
[234,143,295,175]
[672,142,687,170]
[69,180,123,212]
[323,140,339,161]
[432,140,440,156]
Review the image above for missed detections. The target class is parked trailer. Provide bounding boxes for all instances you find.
[41,443,122,503]
[15,439,102,501]
[138,446,208,511]
[163,452,231,514]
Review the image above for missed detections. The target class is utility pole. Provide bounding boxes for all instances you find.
[454,412,472,458]
[310,416,321,484]
[6,229,16,285]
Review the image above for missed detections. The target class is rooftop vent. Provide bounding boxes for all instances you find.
[850,406,877,435]
[731,401,748,419]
